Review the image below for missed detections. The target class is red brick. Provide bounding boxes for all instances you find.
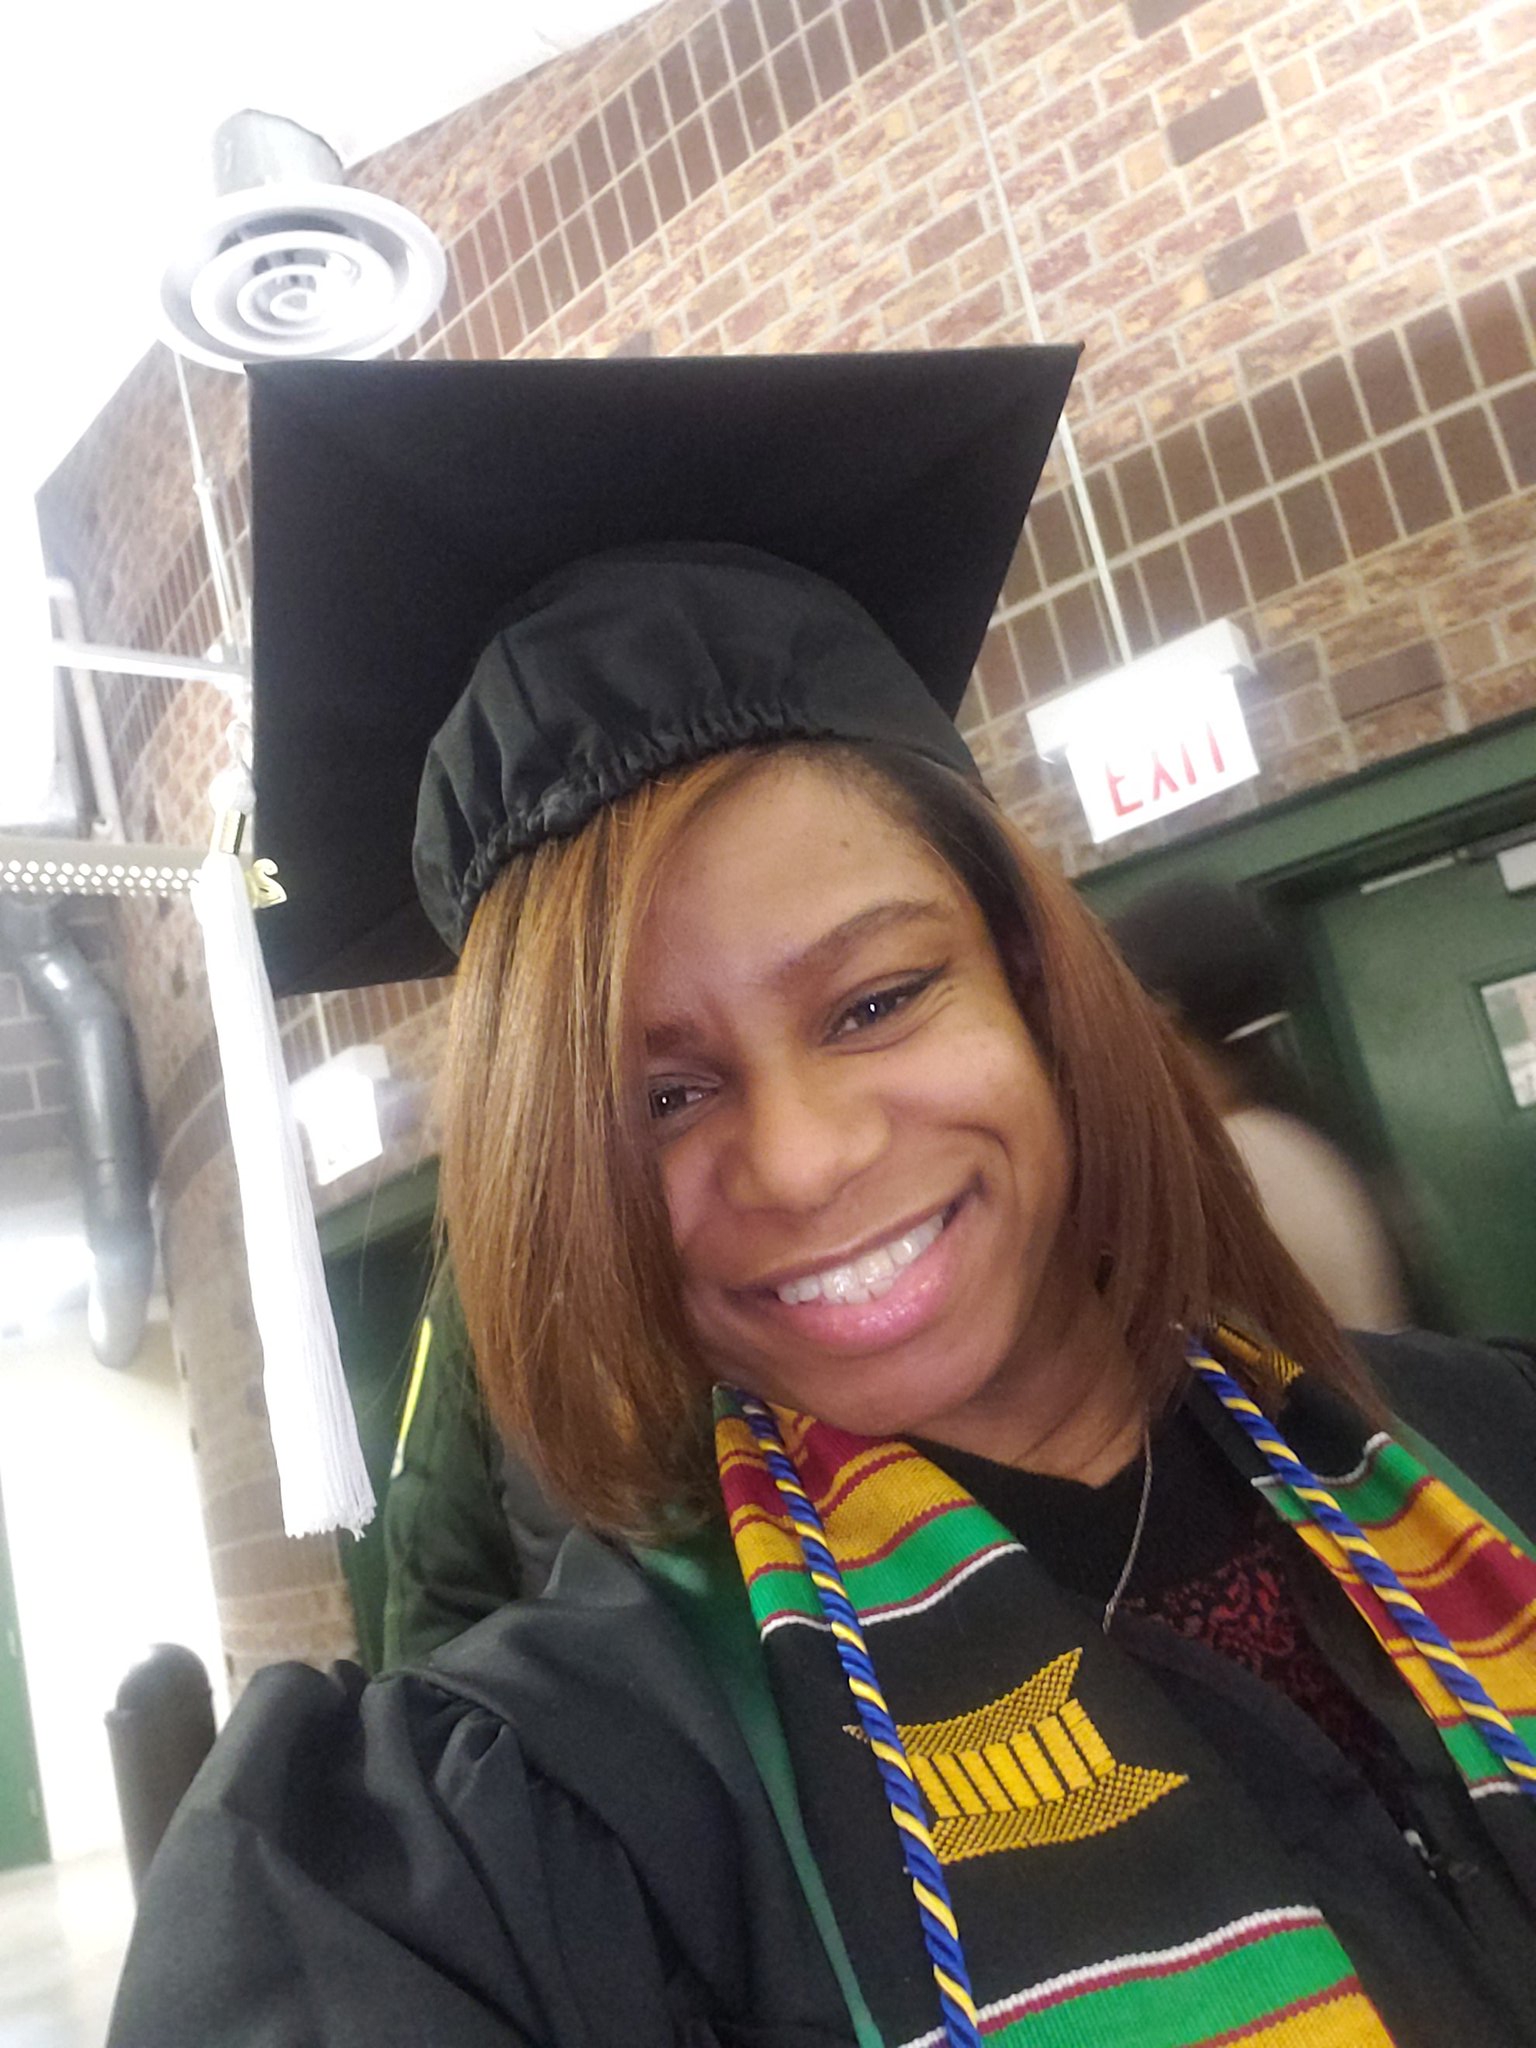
[1118,269,1209,342]
[1272,241,1379,323]
[1090,336,1182,406]
[1450,47,1536,119]
[1380,187,1489,264]
[1239,311,1338,390]
[1154,195,1244,269]
[1250,0,1352,70]
[1314,6,1418,89]
[1412,117,1521,199]
[1183,127,1283,210]
[1156,39,1254,119]
[1101,25,1191,104]
[1307,169,1409,246]
[1339,256,1445,339]
[1339,100,1446,183]
[928,279,1009,349]
[1070,96,1159,176]
[1381,25,1483,107]
[1094,183,1185,259]
[1179,281,1277,356]
[1246,146,1343,225]
[1281,78,1384,153]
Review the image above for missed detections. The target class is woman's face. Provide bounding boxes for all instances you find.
[629,757,1083,1441]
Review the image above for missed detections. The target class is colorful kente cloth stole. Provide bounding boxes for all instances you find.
[715,1334,1536,2048]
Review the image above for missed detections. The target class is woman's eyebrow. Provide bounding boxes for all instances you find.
[641,898,950,1057]
[771,897,950,988]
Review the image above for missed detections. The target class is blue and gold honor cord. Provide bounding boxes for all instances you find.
[736,1392,983,2048]
[1188,1341,1536,1798]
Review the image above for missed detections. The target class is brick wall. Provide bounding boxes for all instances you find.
[34,0,1536,1677]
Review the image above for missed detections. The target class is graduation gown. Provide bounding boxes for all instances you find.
[107,1330,1536,2048]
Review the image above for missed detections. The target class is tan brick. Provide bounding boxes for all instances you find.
[1154,194,1245,267]
[1491,0,1536,52]
[1379,185,1488,263]
[1451,47,1536,118]
[1070,93,1159,174]
[1088,334,1182,404]
[1381,25,1483,106]
[1307,167,1410,243]
[1268,56,1317,109]
[1283,684,1343,742]
[1185,0,1280,54]
[724,279,789,347]
[1466,491,1536,557]
[831,250,907,325]
[1039,165,1124,241]
[1347,691,1455,760]
[1120,268,1211,340]
[1032,231,1094,293]
[1444,211,1536,290]
[1321,600,1427,667]
[1041,10,1132,89]
[1180,126,1283,209]
[1251,0,1355,67]
[1259,732,1354,796]
[955,230,1010,292]
[1272,237,1379,318]
[1339,100,1447,184]
[1281,78,1385,152]
[1074,402,1148,464]
[1123,134,1170,189]
[1433,552,1536,630]
[1460,660,1536,724]
[1490,157,1536,213]
[1179,279,1277,354]
[983,0,1076,75]
[1093,182,1186,258]
[1314,6,1418,87]
[1357,526,1470,601]
[1100,25,1192,105]
[1056,247,1155,320]
[1155,41,1256,121]
[927,278,1011,349]
[1144,358,1240,429]
[1257,574,1356,639]
[1412,117,1522,197]
[1238,307,1340,384]
[1246,145,1344,224]
[1003,79,1099,156]
[1339,254,1446,336]
[1438,620,1501,678]
[908,198,988,275]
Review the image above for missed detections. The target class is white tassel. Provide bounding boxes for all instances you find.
[191,851,375,1538]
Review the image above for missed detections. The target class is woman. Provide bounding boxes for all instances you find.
[110,351,1536,2048]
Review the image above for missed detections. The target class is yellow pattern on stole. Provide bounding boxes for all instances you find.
[897,1650,1186,1863]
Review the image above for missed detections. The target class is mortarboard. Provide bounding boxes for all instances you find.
[249,347,1079,997]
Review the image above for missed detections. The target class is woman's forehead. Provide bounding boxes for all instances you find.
[632,756,970,1001]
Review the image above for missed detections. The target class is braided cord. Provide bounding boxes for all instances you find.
[1188,1342,1536,1797]
[735,1392,982,2048]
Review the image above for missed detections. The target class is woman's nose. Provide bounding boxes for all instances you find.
[720,1061,888,1215]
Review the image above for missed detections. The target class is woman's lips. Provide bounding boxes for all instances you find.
[741,1196,967,1355]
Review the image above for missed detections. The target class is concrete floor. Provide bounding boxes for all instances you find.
[0,1850,134,2048]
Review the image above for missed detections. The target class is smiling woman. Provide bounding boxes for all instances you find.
[110,353,1536,2048]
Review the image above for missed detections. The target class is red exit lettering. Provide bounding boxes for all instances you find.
[1103,722,1229,818]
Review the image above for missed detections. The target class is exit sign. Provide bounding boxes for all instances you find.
[1025,622,1261,846]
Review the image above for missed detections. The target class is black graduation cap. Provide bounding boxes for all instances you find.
[249,347,1079,996]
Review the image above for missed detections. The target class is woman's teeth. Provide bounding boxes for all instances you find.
[775,1212,946,1306]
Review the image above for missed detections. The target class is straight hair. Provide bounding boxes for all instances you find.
[439,743,1369,1537]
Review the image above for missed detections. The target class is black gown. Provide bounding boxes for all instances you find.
[107,1331,1536,2048]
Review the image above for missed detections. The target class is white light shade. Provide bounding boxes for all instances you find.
[1025,622,1261,846]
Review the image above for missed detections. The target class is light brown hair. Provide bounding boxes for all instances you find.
[439,743,1367,1537]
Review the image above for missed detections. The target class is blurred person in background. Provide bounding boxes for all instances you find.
[1113,878,1411,1335]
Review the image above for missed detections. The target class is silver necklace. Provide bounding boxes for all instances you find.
[1101,1423,1154,1634]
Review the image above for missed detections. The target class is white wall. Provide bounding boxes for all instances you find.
[0,1307,226,1863]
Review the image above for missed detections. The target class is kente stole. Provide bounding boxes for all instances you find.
[713,1336,1536,2048]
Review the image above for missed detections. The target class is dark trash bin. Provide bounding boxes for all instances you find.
[105,1643,216,1895]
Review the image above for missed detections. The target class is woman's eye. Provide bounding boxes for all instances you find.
[831,972,938,1039]
[647,1080,708,1122]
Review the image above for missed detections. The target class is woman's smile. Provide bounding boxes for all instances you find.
[629,754,1090,1444]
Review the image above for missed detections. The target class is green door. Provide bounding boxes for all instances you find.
[0,1470,49,1869]
[1300,840,1536,1342]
